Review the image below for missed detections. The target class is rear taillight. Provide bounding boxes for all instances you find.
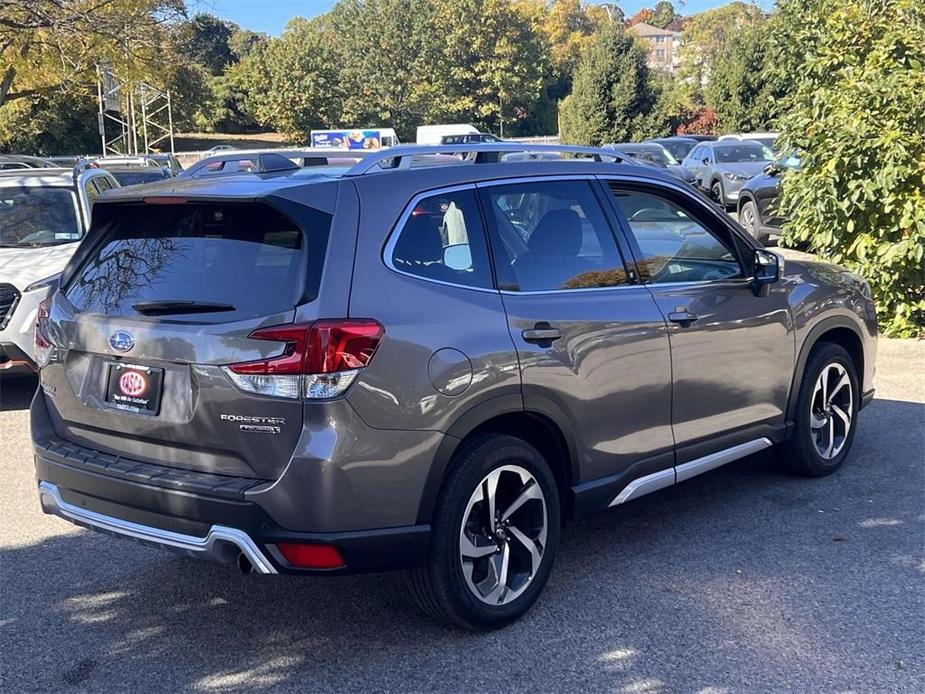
[34,299,53,368]
[223,319,384,400]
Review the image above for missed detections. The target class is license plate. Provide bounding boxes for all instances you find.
[105,362,164,415]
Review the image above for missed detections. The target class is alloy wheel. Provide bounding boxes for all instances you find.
[459,464,548,606]
[810,362,853,460]
[742,204,757,234]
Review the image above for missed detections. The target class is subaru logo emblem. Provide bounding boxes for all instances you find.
[109,330,134,352]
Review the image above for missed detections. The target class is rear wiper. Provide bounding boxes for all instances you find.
[132,300,236,316]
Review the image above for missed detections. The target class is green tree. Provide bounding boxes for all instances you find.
[0,90,99,154]
[559,23,657,145]
[771,0,925,336]
[324,0,441,140]
[705,18,783,132]
[175,13,235,76]
[0,0,185,109]
[649,1,678,30]
[426,0,548,136]
[677,1,762,105]
[236,17,343,139]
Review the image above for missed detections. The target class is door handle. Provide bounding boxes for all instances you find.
[522,322,561,345]
[667,310,699,327]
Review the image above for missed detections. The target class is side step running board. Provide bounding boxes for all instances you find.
[609,438,772,507]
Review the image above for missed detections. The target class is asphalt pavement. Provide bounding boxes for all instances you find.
[1,339,923,693]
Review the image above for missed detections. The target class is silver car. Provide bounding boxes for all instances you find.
[682,141,775,207]
[32,144,877,630]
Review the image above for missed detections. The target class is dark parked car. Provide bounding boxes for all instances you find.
[33,143,877,631]
[644,136,699,162]
[178,152,301,178]
[738,155,801,243]
[103,166,172,187]
[681,141,775,207]
[0,154,57,170]
[605,143,696,184]
[676,134,717,142]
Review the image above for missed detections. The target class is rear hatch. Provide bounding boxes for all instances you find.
[38,198,334,480]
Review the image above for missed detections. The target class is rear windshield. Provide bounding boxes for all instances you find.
[64,202,331,322]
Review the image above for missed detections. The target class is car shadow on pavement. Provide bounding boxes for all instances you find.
[0,374,37,412]
[2,397,923,692]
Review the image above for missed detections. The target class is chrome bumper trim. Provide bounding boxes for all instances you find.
[38,481,278,574]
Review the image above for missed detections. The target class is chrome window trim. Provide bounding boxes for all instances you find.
[382,183,499,295]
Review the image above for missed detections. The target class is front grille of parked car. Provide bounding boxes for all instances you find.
[0,283,20,331]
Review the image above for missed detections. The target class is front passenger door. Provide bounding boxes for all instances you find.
[605,182,794,463]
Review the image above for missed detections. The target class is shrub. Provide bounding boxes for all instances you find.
[771,0,925,336]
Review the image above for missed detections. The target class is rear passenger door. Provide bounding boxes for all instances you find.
[603,179,794,463]
[478,177,675,500]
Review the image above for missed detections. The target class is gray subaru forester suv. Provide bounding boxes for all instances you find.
[32,144,877,630]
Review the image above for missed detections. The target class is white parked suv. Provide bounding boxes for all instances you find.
[0,166,118,373]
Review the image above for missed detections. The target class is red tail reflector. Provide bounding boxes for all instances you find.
[276,543,345,569]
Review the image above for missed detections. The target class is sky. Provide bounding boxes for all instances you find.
[195,0,775,37]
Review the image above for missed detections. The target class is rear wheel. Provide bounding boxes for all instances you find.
[783,343,859,476]
[407,434,560,630]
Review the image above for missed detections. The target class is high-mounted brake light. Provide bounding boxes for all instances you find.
[222,320,384,400]
[143,196,189,205]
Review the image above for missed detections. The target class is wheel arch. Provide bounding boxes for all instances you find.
[416,396,579,524]
[786,317,866,423]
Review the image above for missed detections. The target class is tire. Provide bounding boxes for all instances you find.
[711,180,726,208]
[783,343,859,477]
[739,200,768,243]
[407,433,561,630]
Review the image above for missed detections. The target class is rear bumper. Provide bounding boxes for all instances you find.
[35,452,431,575]
[32,390,432,575]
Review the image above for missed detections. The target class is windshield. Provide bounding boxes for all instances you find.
[0,186,81,247]
[658,140,695,161]
[108,170,168,186]
[714,144,773,163]
[625,147,676,166]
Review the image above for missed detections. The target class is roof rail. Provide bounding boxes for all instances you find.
[343,143,626,176]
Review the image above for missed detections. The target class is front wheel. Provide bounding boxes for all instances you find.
[710,180,729,209]
[407,434,560,630]
[739,200,768,243]
[783,343,859,476]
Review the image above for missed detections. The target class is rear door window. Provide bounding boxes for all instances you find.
[64,202,331,321]
[481,180,628,291]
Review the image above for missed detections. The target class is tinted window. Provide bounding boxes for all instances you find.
[390,188,493,289]
[65,202,330,321]
[610,188,742,283]
[483,180,627,291]
[659,140,695,161]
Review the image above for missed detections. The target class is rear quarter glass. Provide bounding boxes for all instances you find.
[62,202,332,322]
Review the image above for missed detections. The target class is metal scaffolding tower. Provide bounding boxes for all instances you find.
[96,65,175,156]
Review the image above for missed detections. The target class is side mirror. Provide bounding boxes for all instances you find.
[443,243,472,271]
[751,249,780,296]
[702,157,710,165]
[763,163,781,176]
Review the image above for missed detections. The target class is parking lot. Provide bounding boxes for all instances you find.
[0,338,921,692]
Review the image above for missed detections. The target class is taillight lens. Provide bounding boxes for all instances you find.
[34,299,53,368]
[223,319,383,400]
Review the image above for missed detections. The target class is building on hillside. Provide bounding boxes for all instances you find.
[628,21,683,74]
